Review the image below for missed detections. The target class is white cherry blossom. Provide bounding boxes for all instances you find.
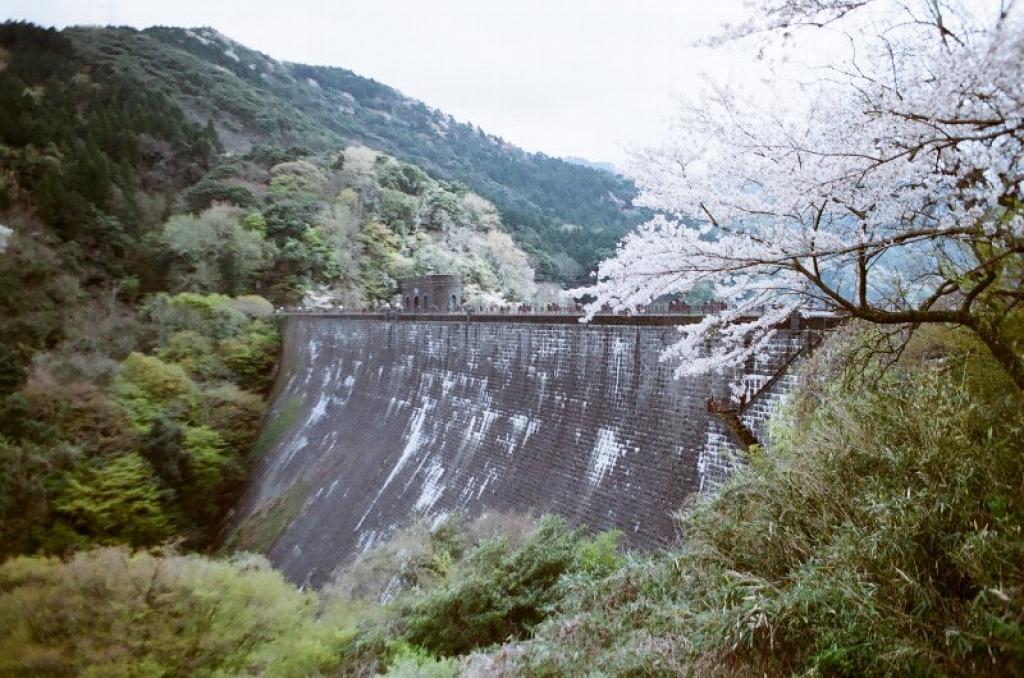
[581,0,1024,390]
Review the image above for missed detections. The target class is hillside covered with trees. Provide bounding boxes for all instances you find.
[64,24,647,280]
[0,20,538,560]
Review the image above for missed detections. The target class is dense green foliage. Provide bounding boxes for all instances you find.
[64,24,647,279]
[0,24,218,274]
[172,145,542,306]
[0,293,277,555]
[0,515,620,677]
[0,548,335,677]
[397,517,622,656]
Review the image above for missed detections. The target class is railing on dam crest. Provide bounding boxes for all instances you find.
[276,301,842,329]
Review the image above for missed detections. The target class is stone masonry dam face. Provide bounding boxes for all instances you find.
[229,314,820,588]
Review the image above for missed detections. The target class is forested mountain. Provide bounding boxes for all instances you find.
[64,25,647,279]
[0,21,537,558]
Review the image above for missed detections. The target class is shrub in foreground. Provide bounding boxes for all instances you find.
[0,515,622,676]
[398,516,622,657]
[0,548,340,677]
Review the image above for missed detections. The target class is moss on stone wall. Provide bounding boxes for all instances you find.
[224,480,309,554]
[249,395,301,462]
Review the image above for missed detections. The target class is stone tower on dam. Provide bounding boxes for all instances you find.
[227,313,832,588]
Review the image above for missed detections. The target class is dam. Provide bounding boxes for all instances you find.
[227,312,833,588]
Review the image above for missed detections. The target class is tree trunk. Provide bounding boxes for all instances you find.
[972,323,1024,393]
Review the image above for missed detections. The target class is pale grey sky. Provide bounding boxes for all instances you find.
[5,0,749,164]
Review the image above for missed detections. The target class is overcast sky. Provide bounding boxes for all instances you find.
[5,0,751,165]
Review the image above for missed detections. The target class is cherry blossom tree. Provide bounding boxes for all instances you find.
[582,0,1024,390]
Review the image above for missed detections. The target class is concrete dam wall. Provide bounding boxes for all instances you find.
[229,314,824,588]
